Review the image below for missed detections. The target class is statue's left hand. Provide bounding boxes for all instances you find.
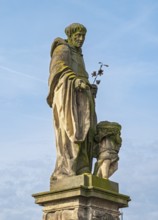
[90,84,98,98]
[75,79,89,91]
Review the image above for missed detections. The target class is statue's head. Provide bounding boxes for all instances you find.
[65,23,87,48]
[95,121,122,147]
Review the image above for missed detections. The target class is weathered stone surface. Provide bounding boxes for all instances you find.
[47,23,97,181]
[50,172,119,192]
[32,174,130,220]
[32,23,130,220]
[94,121,122,179]
[43,209,115,220]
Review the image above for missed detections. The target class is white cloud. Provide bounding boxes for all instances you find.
[111,139,158,220]
[0,158,52,220]
[1,138,158,220]
[0,1,157,219]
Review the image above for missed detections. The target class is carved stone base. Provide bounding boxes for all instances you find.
[32,174,130,220]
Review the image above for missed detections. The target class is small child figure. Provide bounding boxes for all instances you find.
[93,121,122,179]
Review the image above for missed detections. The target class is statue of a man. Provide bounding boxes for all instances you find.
[47,23,97,181]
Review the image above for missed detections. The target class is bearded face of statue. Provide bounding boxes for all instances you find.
[69,31,86,48]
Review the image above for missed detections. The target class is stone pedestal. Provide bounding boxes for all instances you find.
[32,174,130,220]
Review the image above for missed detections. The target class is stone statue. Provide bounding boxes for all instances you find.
[47,23,122,182]
[93,121,122,179]
[33,23,130,220]
[47,23,97,181]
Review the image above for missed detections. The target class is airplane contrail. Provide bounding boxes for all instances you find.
[0,65,47,84]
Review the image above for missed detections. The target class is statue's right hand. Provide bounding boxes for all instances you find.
[75,79,89,91]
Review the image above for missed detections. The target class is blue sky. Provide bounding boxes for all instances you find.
[0,0,158,219]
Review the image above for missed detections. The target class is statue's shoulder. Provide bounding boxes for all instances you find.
[50,37,70,57]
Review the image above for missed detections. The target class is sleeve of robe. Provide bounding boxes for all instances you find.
[47,44,90,143]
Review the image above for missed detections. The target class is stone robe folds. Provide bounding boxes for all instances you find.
[47,38,96,181]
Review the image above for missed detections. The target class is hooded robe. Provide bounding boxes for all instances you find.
[47,38,96,180]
